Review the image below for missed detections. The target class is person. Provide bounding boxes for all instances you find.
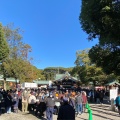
[13,91,19,113]
[54,94,61,115]
[45,92,61,120]
[0,91,3,115]
[35,93,46,118]
[45,93,56,120]
[18,90,22,110]
[76,92,83,115]
[22,89,30,112]
[95,90,100,104]
[69,94,76,110]
[57,97,75,120]
[28,92,36,112]
[114,92,120,115]
[6,91,12,114]
[100,90,104,105]
[82,91,87,112]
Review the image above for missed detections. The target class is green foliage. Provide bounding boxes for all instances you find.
[80,0,120,45]
[0,23,9,62]
[71,66,88,84]
[3,24,32,61]
[1,24,33,83]
[80,0,120,75]
[89,44,120,75]
[73,49,114,85]
[75,49,91,66]
[43,67,73,80]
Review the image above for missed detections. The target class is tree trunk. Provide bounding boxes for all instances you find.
[15,78,18,90]
[93,81,96,87]
[3,78,6,90]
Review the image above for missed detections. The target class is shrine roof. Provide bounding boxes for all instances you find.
[0,75,19,83]
[105,81,120,86]
[54,72,79,82]
[33,80,49,85]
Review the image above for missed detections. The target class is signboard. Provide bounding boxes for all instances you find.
[22,82,30,88]
[110,89,118,100]
[22,82,37,88]
[62,80,73,86]
[30,83,37,88]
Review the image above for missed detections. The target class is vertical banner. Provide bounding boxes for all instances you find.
[110,89,118,100]
[49,81,52,88]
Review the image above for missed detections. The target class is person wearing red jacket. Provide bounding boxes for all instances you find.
[82,91,87,112]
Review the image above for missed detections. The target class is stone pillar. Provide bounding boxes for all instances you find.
[111,98,115,111]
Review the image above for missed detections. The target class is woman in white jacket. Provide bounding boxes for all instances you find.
[28,93,36,112]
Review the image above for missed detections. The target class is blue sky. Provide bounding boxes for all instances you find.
[0,0,98,69]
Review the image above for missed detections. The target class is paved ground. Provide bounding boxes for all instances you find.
[0,104,120,120]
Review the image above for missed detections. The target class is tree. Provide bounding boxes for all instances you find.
[0,23,9,62]
[80,0,120,75]
[89,44,120,75]
[2,24,33,86]
[0,23,9,90]
[75,49,90,66]
[0,23,46,87]
[43,67,73,80]
[80,0,120,45]
[73,49,111,85]
[71,66,88,84]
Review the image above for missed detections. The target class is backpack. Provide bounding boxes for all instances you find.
[115,96,120,106]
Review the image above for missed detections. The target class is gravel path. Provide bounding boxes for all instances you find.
[0,104,120,120]
[0,112,39,120]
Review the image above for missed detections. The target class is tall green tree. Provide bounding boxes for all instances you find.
[73,49,112,85]
[89,44,120,75]
[2,24,33,85]
[75,49,90,66]
[80,0,120,75]
[0,23,9,90]
[43,67,73,80]
[0,23,9,62]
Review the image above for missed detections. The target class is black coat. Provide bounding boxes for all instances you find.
[0,93,3,107]
[6,94,12,107]
[57,102,75,120]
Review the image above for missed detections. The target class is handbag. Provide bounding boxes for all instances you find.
[69,98,75,110]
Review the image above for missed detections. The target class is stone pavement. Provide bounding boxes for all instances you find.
[0,104,120,120]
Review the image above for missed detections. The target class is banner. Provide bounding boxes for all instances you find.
[110,89,118,100]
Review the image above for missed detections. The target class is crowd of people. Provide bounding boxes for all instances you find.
[0,88,120,120]
[0,88,88,120]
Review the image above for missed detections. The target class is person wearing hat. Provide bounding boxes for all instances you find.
[57,97,75,120]
[45,92,60,120]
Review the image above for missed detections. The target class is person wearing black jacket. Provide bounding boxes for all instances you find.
[0,91,3,115]
[57,98,75,120]
[6,91,12,114]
